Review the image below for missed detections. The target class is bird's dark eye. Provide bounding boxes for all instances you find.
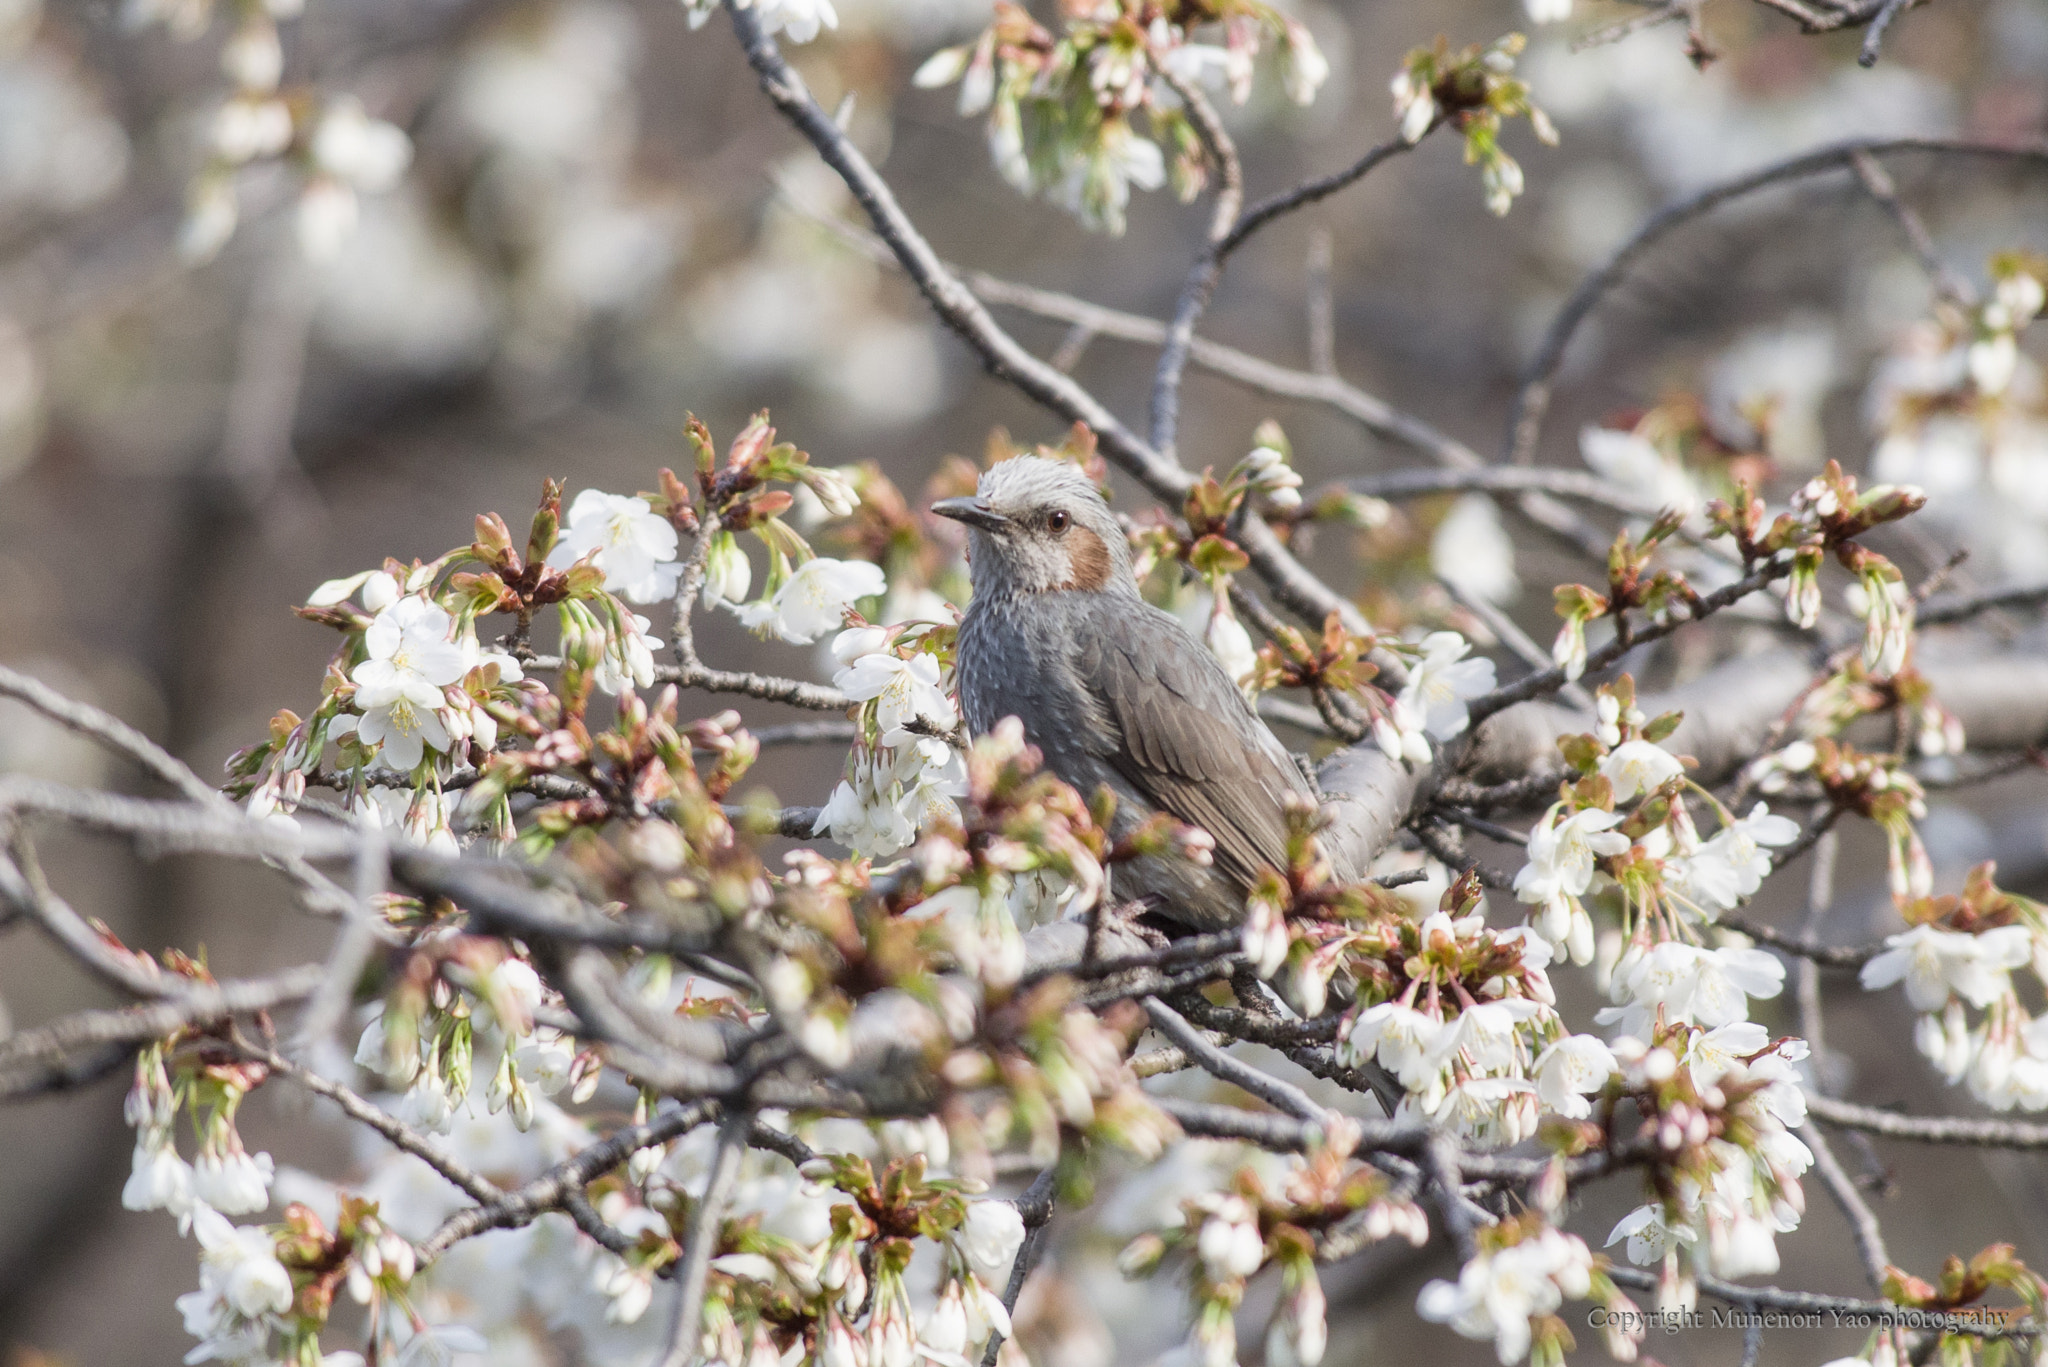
[1047,510,1070,533]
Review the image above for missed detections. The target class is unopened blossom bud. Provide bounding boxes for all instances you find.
[1118,1232,1167,1277]
[805,467,861,518]
[869,1294,916,1367]
[1392,74,1436,144]
[1241,893,1289,979]
[961,1200,1027,1283]
[1781,546,1823,629]
[122,1133,194,1216]
[921,1282,970,1357]
[212,97,294,163]
[1266,1260,1328,1367]
[1195,1198,1265,1282]
[821,1314,867,1367]
[702,532,753,608]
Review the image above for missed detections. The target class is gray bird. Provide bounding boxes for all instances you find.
[933,456,1326,930]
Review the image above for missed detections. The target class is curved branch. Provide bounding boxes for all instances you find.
[1149,70,1243,459]
[719,0,1376,642]
[1506,137,2048,467]
[1219,134,1417,257]
[238,1035,502,1206]
[417,1098,721,1261]
[1144,995,1333,1127]
[0,965,328,1095]
[1345,465,1670,518]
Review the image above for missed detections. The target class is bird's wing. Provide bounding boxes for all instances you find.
[1078,604,1308,892]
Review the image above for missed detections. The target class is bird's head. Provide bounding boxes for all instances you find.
[932,456,1136,600]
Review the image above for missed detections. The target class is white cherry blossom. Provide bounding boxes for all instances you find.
[123,1133,196,1220]
[1417,1230,1592,1365]
[546,490,683,604]
[1397,632,1497,740]
[1580,426,1701,518]
[1606,1203,1695,1266]
[960,1199,1026,1283]
[833,642,958,737]
[1534,1034,1616,1118]
[178,1208,294,1359]
[738,557,887,643]
[190,1147,275,1215]
[744,0,839,43]
[351,597,465,770]
[1194,1194,1266,1281]
[1680,1021,1768,1087]
[1680,804,1800,913]
[1436,1076,1541,1147]
[1599,739,1683,802]
[1598,942,1785,1038]
[702,531,753,607]
[1514,805,1630,961]
[593,610,664,695]
[1373,696,1434,766]
[1860,923,2032,1012]
[1430,998,1545,1074]
[1342,1001,1444,1090]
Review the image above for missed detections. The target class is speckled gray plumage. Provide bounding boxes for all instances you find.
[939,456,1323,929]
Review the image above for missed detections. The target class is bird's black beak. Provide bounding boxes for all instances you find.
[931,497,1010,533]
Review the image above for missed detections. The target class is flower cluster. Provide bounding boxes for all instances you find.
[913,0,1327,233]
[1418,1214,1635,1367]
[1600,1023,1813,1303]
[1119,1138,1429,1367]
[817,622,965,858]
[1859,863,2048,1111]
[126,0,415,263]
[677,1147,1031,1367]
[357,947,587,1134]
[116,1001,452,1364]
[1511,677,1799,964]
[122,1042,277,1229]
[1869,250,2048,584]
[1370,630,1496,766]
[1389,34,1557,214]
[1742,736,1931,902]
[1308,875,1576,1145]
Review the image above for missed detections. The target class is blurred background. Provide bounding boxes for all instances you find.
[2,0,2048,1360]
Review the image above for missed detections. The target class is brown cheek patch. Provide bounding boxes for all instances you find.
[1060,526,1114,591]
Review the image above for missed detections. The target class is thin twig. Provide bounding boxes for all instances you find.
[1144,995,1331,1127]
[418,1099,720,1261]
[0,831,177,997]
[1803,1120,1890,1290]
[656,1109,750,1367]
[978,1164,1060,1367]
[0,964,328,1086]
[1847,148,1975,307]
[1808,1093,2048,1149]
[1149,68,1243,460]
[237,1034,502,1205]
[1306,228,1335,377]
[1920,579,2048,625]
[1466,561,1784,726]
[1437,576,1595,712]
[0,662,219,804]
